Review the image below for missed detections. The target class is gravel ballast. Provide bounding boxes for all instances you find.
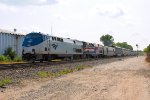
[1,56,149,100]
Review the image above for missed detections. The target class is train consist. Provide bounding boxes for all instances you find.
[22,32,137,61]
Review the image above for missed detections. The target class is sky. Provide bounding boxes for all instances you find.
[0,0,150,50]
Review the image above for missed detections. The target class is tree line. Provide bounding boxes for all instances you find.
[144,44,150,54]
[100,34,133,50]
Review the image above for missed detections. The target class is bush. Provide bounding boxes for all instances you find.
[4,47,16,60]
[0,55,10,62]
[0,55,6,61]
[0,55,22,62]
[144,44,150,54]
[144,44,150,63]
[145,56,150,63]
[13,56,22,62]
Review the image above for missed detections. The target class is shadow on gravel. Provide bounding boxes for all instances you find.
[145,56,150,64]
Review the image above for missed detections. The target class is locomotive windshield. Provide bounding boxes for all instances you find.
[22,33,44,47]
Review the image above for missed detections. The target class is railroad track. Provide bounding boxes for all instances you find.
[0,63,32,70]
[0,57,129,71]
[0,59,92,70]
[0,62,67,70]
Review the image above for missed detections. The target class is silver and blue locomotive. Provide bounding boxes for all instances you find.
[22,32,83,61]
[22,32,136,61]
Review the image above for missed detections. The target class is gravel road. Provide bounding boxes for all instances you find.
[1,56,150,100]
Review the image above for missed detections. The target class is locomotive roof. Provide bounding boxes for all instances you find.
[27,32,103,45]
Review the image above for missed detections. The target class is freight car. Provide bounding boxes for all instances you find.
[0,29,24,56]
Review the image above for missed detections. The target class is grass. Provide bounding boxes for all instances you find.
[36,71,54,78]
[0,55,24,64]
[75,65,87,71]
[13,56,22,62]
[51,59,62,62]
[36,69,73,78]
[0,55,22,62]
[58,69,73,75]
[36,65,90,78]
[0,55,10,62]
[0,78,12,87]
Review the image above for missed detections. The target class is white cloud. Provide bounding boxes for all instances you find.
[95,5,125,18]
[0,3,17,12]
[0,0,150,50]
[0,0,58,6]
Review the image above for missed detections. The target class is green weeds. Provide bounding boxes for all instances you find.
[75,65,86,71]
[13,56,22,62]
[36,65,90,78]
[0,47,22,63]
[58,69,73,75]
[0,55,10,62]
[0,78,12,87]
[36,71,54,78]
[0,55,22,63]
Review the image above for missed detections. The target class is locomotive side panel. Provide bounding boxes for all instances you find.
[114,47,123,57]
[103,46,115,57]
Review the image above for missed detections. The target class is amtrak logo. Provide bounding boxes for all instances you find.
[52,43,58,50]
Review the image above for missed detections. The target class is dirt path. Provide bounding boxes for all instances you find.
[1,56,150,100]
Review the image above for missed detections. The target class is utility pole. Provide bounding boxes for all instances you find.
[136,44,139,57]
[51,25,53,36]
